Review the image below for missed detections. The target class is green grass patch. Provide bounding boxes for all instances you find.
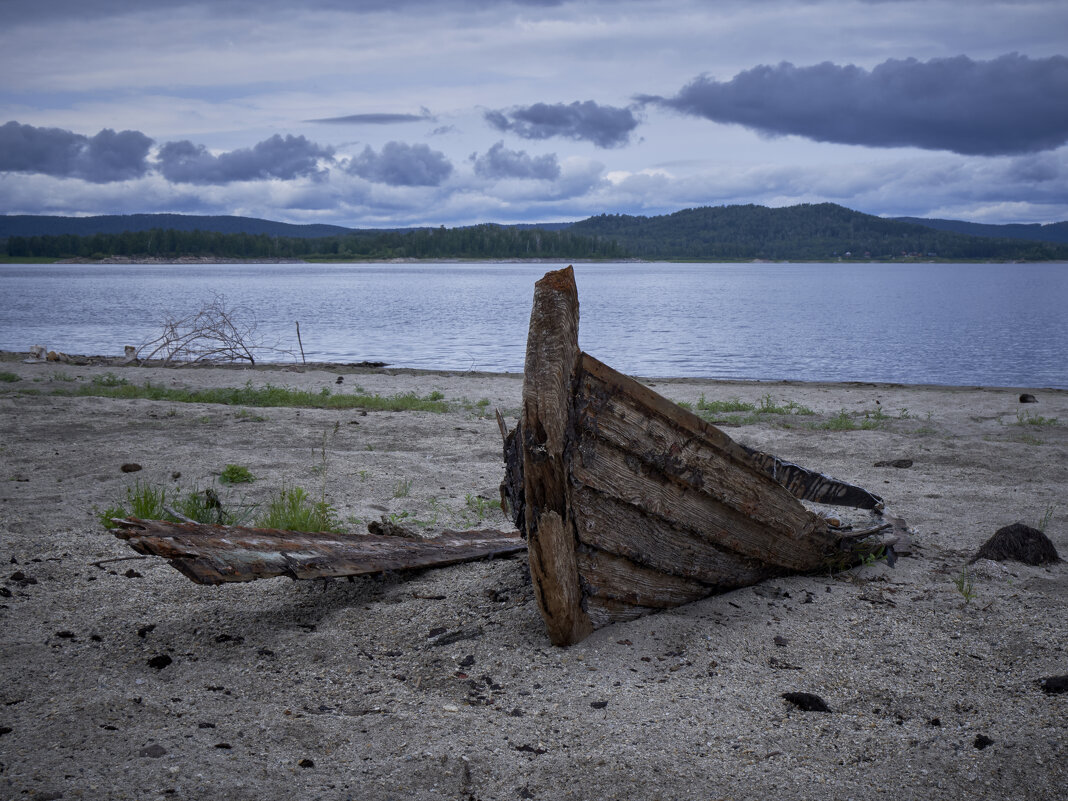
[0,372,20,383]
[255,486,342,533]
[96,481,245,528]
[1015,410,1059,427]
[43,378,451,412]
[219,464,255,484]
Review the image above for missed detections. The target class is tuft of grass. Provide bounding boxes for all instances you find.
[1015,410,1059,427]
[756,393,815,416]
[1037,504,1055,532]
[219,464,255,485]
[953,566,977,605]
[0,371,20,383]
[256,486,342,532]
[47,378,450,413]
[96,481,244,528]
[812,410,858,431]
[393,478,413,498]
[91,372,128,387]
[697,395,755,414]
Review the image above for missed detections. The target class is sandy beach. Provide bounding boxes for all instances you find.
[1,355,1065,800]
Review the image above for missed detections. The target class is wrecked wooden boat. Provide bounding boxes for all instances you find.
[499,266,906,646]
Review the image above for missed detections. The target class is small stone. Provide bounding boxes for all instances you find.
[148,654,173,670]
[874,458,914,469]
[139,743,167,758]
[123,569,142,579]
[297,758,315,769]
[442,704,459,712]
[1019,393,1038,403]
[55,630,76,639]
[137,624,156,638]
[773,635,789,647]
[782,692,831,712]
[589,701,608,709]
[120,463,142,473]
[198,722,216,729]
[214,742,232,749]
[974,734,994,750]
[1039,675,1068,694]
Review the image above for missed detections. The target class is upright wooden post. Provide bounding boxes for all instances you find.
[520,266,593,646]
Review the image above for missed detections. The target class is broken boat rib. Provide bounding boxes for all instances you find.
[499,265,905,646]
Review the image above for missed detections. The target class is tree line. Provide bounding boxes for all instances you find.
[569,204,1068,261]
[2,224,627,260]
[6,203,1068,261]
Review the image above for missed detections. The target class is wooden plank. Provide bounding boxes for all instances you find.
[571,434,834,572]
[576,548,714,608]
[583,596,658,629]
[111,519,526,585]
[519,266,593,646]
[575,360,819,535]
[571,485,784,588]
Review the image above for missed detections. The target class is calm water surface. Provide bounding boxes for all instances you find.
[1,262,1066,387]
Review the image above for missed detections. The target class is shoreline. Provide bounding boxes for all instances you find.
[1,356,1065,800]
[4,350,1066,393]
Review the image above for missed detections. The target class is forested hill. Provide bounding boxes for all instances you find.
[568,203,1068,261]
[0,214,354,239]
[5,204,1068,261]
[894,216,1068,245]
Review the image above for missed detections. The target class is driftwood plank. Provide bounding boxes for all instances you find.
[519,266,593,646]
[111,518,525,585]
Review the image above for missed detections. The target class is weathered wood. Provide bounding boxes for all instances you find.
[110,518,525,585]
[519,266,593,646]
[500,266,908,645]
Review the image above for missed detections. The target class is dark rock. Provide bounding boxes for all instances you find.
[123,569,142,578]
[974,523,1060,565]
[1039,675,1068,694]
[9,571,36,586]
[0,726,12,736]
[974,734,994,749]
[0,587,11,598]
[874,458,914,469]
[55,630,76,639]
[1019,393,1038,403]
[120,463,142,473]
[147,654,173,670]
[590,701,608,709]
[139,743,167,758]
[773,635,789,647]
[198,722,216,729]
[214,634,244,644]
[782,692,831,712]
[137,624,156,638]
[297,758,315,768]
[214,743,232,749]
[459,654,475,668]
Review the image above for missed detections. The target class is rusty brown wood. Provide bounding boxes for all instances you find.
[110,519,526,585]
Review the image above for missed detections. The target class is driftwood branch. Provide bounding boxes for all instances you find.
[110,518,525,585]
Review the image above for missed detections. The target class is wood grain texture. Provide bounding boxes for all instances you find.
[110,519,526,585]
[519,266,593,645]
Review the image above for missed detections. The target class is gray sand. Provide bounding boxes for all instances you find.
[1,358,1065,800]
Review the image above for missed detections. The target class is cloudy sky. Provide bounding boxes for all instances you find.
[2,0,1067,228]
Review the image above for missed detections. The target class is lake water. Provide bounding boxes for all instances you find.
[1,262,1066,388]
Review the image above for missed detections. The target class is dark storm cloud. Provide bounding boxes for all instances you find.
[157,134,333,184]
[0,121,153,183]
[308,112,434,125]
[647,54,1068,156]
[471,142,560,180]
[484,101,640,148]
[347,141,453,186]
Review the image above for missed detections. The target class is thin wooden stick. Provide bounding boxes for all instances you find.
[295,321,306,364]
